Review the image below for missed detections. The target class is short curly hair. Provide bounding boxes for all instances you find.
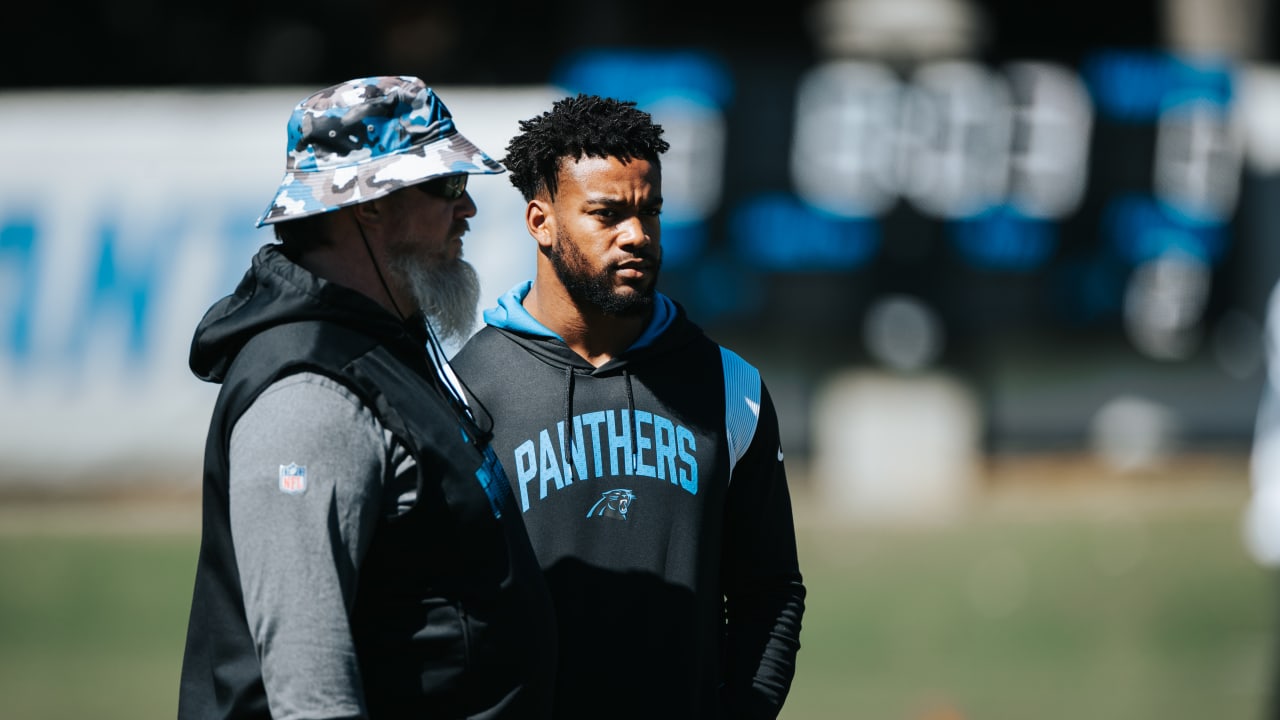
[503,94,670,202]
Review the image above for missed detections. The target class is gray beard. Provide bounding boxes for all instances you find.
[392,255,481,344]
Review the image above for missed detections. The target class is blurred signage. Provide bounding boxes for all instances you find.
[0,87,558,479]
[555,48,1260,363]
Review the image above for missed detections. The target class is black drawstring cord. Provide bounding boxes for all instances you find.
[563,364,575,462]
[354,217,407,323]
[623,368,638,473]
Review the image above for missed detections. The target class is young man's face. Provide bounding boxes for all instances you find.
[545,155,663,317]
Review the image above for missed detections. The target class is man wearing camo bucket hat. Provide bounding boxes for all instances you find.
[178,76,557,720]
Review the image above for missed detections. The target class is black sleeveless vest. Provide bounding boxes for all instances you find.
[178,320,556,719]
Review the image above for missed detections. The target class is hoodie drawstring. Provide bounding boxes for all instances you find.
[622,368,638,473]
[563,364,576,461]
[562,366,637,475]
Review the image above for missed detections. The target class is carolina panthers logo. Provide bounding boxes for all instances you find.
[587,489,636,520]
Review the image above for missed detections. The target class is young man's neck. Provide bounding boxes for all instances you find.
[524,282,649,368]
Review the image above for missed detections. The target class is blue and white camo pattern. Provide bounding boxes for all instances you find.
[256,75,504,227]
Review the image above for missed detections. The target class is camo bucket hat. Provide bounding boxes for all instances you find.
[256,75,504,227]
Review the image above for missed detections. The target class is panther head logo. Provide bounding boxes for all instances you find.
[587,489,636,520]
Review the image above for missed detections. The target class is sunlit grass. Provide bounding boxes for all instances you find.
[0,467,1273,720]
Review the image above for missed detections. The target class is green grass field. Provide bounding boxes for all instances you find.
[0,457,1275,720]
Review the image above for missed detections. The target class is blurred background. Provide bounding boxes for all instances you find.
[3,0,1280,718]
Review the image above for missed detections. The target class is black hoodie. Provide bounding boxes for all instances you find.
[452,281,805,720]
[179,244,557,719]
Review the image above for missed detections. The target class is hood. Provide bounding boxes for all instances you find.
[480,281,701,371]
[190,243,423,384]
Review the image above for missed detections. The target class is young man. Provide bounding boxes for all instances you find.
[178,76,556,719]
[452,94,805,720]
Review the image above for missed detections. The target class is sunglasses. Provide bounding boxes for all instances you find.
[415,174,468,200]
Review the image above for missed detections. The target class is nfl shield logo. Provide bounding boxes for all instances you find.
[279,463,307,494]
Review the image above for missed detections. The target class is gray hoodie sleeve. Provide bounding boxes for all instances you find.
[228,371,398,720]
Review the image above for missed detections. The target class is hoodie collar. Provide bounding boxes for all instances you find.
[482,280,676,351]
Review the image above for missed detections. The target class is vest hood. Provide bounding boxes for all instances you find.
[190,243,425,384]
